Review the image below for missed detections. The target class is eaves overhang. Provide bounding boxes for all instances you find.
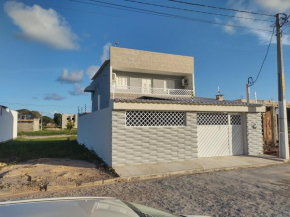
[91,60,110,80]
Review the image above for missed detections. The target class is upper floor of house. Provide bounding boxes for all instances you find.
[85,47,195,111]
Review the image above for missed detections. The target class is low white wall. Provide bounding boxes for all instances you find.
[0,108,18,143]
[77,105,112,166]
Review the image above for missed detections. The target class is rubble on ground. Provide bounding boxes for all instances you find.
[0,158,113,194]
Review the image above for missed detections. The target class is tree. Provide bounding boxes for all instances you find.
[42,116,54,126]
[53,113,62,126]
[17,109,41,119]
[66,119,74,130]
[30,111,41,118]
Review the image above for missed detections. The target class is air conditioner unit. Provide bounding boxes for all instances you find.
[112,73,117,82]
[181,78,188,86]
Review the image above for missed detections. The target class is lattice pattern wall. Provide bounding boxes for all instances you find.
[230,115,241,125]
[197,113,228,125]
[112,111,197,166]
[126,111,185,127]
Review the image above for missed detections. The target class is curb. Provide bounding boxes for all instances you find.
[0,160,287,200]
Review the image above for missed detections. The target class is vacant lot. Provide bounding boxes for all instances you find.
[18,129,77,137]
[2,164,290,217]
[0,136,94,163]
[0,137,116,194]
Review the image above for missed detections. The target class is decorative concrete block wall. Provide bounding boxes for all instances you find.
[112,111,197,166]
[246,113,263,155]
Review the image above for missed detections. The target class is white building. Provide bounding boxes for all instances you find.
[0,105,18,143]
[78,47,265,167]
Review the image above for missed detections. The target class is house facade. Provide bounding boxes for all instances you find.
[78,47,265,167]
[61,114,78,129]
[0,105,18,143]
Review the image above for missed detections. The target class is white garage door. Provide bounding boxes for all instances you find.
[197,113,244,157]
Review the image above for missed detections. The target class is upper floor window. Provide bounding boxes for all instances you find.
[116,76,129,89]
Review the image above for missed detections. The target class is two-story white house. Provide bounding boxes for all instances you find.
[78,47,265,167]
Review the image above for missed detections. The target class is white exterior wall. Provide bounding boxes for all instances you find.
[91,63,111,112]
[0,107,18,143]
[77,105,113,166]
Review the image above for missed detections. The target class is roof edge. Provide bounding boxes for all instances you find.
[91,60,110,80]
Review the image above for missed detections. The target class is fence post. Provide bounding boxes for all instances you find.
[112,85,115,99]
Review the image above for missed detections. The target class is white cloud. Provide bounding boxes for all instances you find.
[255,0,290,12]
[44,94,65,101]
[69,84,87,96]
[4,1,79,50]
[100,42,112,63]
[223,21,236,34]
[86,65,100,79]
[85,42,111,79]
[57,69,83,84]
[222,0,290,45]
[50,110,58,115]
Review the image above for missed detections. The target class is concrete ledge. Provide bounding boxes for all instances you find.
[120,161,285,182]
[114,155,288,178]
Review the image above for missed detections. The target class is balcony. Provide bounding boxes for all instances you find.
[112,85,194,97]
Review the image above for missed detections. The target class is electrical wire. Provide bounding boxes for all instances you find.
[122,0,273,22]
[12,0,131,18]
[168,0,275,17]
[248,27,275,87]
[0,102,78,108]
[71,0,274,33]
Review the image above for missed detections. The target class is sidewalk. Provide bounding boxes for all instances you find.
[114,155,287,178]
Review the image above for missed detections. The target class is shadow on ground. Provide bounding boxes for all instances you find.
[0,136,99,166]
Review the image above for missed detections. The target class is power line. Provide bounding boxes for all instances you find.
[168,0,275,17]
[12,0,123,18]
[71,0,273,33]
[0,102,78,108]
[122,0,273,22]
[248,27,275,87]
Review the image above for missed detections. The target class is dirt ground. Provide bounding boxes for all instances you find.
[0,158,113,194]
[1,164,290,216]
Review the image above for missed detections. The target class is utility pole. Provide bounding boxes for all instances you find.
[276,13,289,159]
[246,84,250,104]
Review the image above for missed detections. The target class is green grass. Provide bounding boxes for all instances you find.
[0,136,99,163]
[18,129,77,136]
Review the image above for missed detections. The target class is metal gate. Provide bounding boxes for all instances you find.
[197,113,244,157]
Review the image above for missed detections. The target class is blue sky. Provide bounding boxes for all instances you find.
[0,0,290,117]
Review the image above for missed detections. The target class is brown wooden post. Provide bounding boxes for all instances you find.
[271,104,278,146]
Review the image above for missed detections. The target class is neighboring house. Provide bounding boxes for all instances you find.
[78,47,265,167]
[0,105,18,143]
[61,114,78,129]
[18,118,40,132]
[236,98,290,147]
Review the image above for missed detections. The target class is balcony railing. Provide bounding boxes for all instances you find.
[112,85,194,97]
